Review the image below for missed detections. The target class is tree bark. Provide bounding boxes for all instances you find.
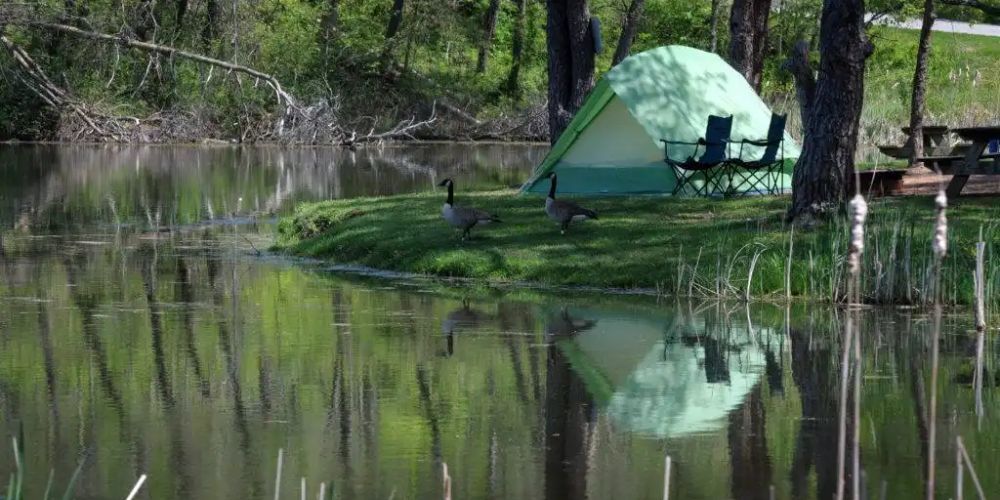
[477,0,502,73]
[382,0,406,65]
[611,0,644,66]
[504,0,527,96]
[320,0,341,71]
[385,0,405,41]
[133,0,159,42]
[546,0,595,144]
[175,0,188,29]
[728,0,771,91]
[203,0,220,53]
[709,0,723,53]
[783,40,815,127]
[908,0,935,164]
[787,0,872,223]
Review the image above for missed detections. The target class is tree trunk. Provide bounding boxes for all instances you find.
[611,0,644,66]
[175,0,188,29]
[786,0,872,223]
[203,0,220,53]
[382,0,406,65]
[709,0,723,53]
[134,0,159,42]
[728,0,771,91]
[504,0,527,96]
[385,0,405,41]
[783,40,816,127]
[546,0,595,143]
[320,0,341,72]
[476,0,502,73]
[908,0,935,164]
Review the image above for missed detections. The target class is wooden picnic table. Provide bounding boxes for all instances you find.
[917,126,1000,197]
[879,125,951,159]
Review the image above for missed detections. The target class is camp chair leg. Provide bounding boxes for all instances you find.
[671,166,690,196]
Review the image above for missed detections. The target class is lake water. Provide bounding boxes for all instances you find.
[0,144,996,499]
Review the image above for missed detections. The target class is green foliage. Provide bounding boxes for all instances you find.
[1,0,998,142]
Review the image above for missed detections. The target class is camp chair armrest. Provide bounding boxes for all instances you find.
[662,139,705,161]
[741,138,782,147]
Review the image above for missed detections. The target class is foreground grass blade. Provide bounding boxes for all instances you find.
[43,469,55,500]
[61,458,86,500]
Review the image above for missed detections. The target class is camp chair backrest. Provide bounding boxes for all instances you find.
[758,113,787,164]
[700,115,733,164]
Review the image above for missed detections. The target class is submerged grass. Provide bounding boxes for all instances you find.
[276,190,1000,306]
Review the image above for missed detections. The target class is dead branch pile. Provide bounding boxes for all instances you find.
[1,20,440,146]
[415,99,547,142]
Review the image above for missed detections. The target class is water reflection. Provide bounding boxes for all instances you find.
[441,300,490,357]
[0,143,543,232]
[0,144,997,499]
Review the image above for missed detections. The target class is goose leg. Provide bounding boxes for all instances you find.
[560,220,569,235]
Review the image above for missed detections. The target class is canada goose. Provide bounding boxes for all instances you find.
[545,173,597,234]
[438,178,501,240]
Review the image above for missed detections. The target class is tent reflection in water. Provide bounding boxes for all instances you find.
[552,306,772,438]
[522,45,801,196]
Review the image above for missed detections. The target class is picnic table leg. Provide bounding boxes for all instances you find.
[946,175,970,198]
[945,141,987,198]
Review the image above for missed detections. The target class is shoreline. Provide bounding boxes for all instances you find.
[275,189,1000,306]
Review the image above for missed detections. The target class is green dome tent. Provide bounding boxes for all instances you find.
[522,45,802,195]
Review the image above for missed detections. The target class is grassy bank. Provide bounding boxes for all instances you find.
[276,190,1000,305]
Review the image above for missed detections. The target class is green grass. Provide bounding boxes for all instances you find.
[276,190,1000,305]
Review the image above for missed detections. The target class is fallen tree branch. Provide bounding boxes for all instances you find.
[23,21,299,112]
[0,32,116,139]
[340,102,437,147]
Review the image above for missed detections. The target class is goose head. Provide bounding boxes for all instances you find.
[437,178,453,187]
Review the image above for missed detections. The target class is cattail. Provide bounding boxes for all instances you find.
[932,190,948,260]
[847,194,868,277]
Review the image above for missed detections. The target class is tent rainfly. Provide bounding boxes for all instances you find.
[522,45,802,195]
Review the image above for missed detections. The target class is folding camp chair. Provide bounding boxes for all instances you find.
[725,113,787,196]
[661,115,733,196]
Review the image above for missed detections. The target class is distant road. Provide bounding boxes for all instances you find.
[877,17,1000,37]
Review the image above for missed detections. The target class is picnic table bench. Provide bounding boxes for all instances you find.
[916,126,1000,197]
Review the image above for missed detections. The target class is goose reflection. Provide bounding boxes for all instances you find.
[544,308,597,338]
[440,300,490,357]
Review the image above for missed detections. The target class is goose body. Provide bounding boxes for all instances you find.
[438,178,500,240]
[544,173,597,234]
